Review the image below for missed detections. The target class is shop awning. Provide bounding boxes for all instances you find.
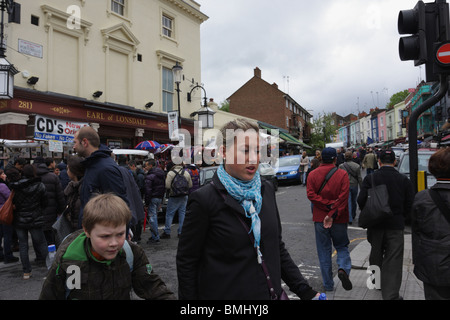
[258,123,312,149]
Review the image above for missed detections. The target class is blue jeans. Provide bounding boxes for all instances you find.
[148,198,162,240]
[164,196,188,235]
[348,185,358,223]
[15,227,48,273]
[314,222,351,291]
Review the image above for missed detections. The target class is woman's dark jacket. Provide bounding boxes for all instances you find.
[144,167,166,205]
[10,177,47,229]
[411,182,450,286]
[63,179,82,231]
[176,173,317,300]
[36,164,66,230]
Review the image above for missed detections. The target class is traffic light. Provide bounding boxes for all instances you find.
[398,1,427,65]
[398,1,450,82]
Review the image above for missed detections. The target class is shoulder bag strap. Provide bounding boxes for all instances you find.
[318,167,338,195]
[429,189,450,224]
[343,162,358,180]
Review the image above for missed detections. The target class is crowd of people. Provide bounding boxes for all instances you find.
[0,121,449,300]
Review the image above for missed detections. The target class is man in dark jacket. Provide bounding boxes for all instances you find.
[35,160,66,246]
[144,159,166,244]
[357,149,414,300]
[72,126,128,228]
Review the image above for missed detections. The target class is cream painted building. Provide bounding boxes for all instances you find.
[0,0,209,150]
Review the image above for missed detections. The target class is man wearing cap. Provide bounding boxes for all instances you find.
[307,147,352,292]
[357,148,414,300]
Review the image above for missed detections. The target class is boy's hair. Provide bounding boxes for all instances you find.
[82,193,131,233]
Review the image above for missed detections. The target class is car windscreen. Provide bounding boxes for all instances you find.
[278,156,300,167]
[398,153,432,174]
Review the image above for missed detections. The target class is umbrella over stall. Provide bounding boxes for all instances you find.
[134,140,161,150]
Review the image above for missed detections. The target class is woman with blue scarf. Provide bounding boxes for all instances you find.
[177,119,319,300]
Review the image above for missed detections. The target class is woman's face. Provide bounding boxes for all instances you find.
[0,171,6,182]
[223,130,260,181]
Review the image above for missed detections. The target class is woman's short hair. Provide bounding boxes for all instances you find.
[82,193,131,233]
[67,155,85,179]
[219,118,260,150]
[428,148,450,179]
[22,164,36,178]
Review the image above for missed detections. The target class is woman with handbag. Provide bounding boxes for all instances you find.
[412,148,450,300]
[0,169,19,264]
[10,164,48,280]
[177,119,320,300]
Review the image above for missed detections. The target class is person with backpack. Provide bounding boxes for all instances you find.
[39,193,175,300]
[162,163,192,238]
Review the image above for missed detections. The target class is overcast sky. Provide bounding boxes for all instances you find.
[198,0,424,119]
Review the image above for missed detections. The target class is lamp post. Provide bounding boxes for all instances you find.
[188,84,215,129]
[172,62,183,129]
[0,0,18,99]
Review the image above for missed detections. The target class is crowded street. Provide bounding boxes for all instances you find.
[0,179,367,300]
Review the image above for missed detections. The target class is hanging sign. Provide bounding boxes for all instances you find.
[34,115,89,142]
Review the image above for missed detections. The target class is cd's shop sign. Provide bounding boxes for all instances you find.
[34,115,88,142]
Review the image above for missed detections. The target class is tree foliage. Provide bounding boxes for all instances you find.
[386,90,409,109]
[310,112,339,150]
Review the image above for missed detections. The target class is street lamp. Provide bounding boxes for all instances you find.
[0,0,18,99]
[172,62,183,128]
[188,84,215,129]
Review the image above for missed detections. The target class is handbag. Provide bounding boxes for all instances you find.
[52,208,73,247]
[0,190,14,225]
[358,174,393,229]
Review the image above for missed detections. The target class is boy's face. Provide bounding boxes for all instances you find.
[84,224,127,260]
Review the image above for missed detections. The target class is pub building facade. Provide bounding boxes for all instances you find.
[0,87,194,160]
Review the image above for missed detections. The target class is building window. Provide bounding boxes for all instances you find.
[111,0,125,16]
[162,67,174,112]
[162,15,174,38]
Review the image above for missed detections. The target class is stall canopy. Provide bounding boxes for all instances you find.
[258,122,312,149]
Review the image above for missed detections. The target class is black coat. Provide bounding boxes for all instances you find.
[176,173,317,300]
[411,182,450,286]
[144,167,166,204]
[36,164,66,231]
[357,166,414,230]
[11,177,47,229]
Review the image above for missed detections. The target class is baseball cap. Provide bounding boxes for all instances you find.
[379,149,395,163]
[321,147,337,162]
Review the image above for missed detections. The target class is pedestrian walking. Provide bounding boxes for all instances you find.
[307,147,352,292]
[357,149,414,300]
[339,151,362,224]
[39,193,175,300]
[411,148,450,300]
[300,151,310,186]
[362,148,377,175]
[35,157,66,246]
[10,164,48,280]
[0,169,19,264]
[162,163,192,238]
[72,126,128,227]
[144,159,166,244]
[177,118,320,300]
[63,155,85,232]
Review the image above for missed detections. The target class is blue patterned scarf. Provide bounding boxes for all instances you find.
[217,165,263,263]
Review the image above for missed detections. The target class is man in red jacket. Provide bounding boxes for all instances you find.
[307,147,352,292]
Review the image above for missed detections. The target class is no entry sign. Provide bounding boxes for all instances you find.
[436,43,450,65]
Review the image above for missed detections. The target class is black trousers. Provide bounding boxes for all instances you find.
[367,228,404,300]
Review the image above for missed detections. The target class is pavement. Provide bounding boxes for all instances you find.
[327,227,425,300]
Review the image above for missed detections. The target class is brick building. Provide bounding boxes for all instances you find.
[228,67,312,143]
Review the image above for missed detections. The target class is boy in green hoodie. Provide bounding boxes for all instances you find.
[39,193,175,300]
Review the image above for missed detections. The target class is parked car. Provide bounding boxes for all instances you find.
[259,162,278,191]
[391,146,406,165]
[274,155,302,184]
[397,149,437,188]
[199,165,219,187]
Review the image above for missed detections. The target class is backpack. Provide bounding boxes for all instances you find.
[170,168,189,197]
